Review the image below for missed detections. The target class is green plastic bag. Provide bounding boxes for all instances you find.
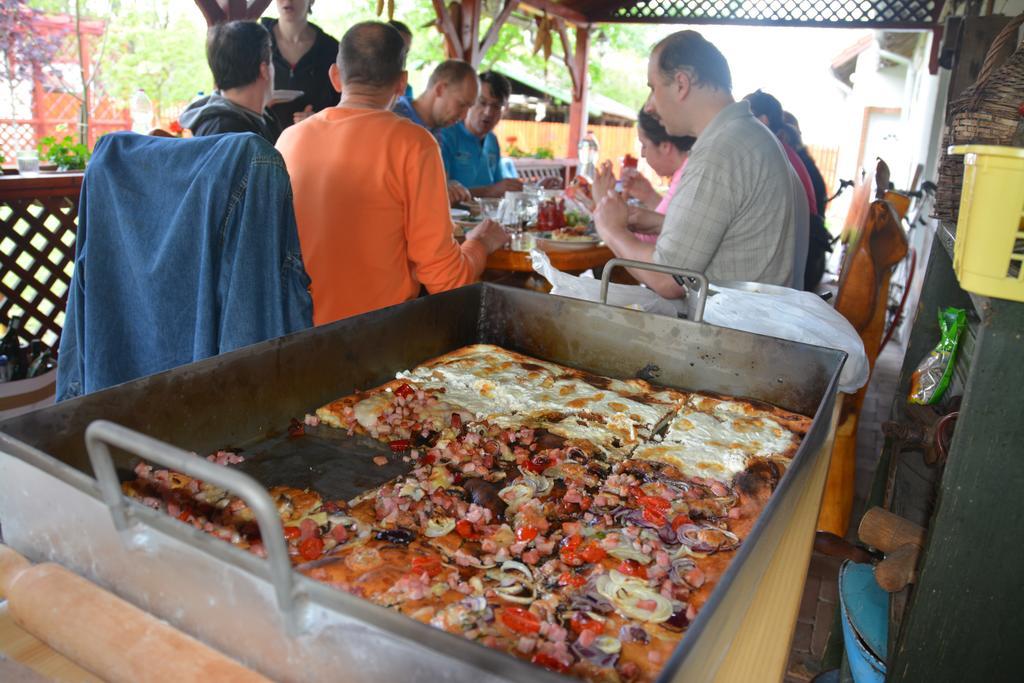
[909,307,967,405]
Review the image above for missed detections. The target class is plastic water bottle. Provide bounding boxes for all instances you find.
[129,89,153,134]
[577,131,599,182]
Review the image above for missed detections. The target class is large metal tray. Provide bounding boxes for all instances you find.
[0,283,845,682]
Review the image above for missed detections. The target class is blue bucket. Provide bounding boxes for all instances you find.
[839,560,888,683]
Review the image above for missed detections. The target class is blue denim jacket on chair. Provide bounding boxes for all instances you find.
[57,132,313,401]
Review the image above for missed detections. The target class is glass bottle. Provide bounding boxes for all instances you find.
[577,131,599,183]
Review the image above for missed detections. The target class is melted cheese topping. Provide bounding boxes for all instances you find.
[635,403,798,480]
[397,345,680,453]
[352,392,393,431]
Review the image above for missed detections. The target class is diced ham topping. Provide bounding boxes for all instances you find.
[517,637,537,654]
[299,518,319,542]
[577,628,598,648]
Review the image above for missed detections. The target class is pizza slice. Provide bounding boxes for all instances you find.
[633,392,811,482]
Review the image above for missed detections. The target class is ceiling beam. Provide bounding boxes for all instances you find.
[479,0,519,63]
[554,19,581,98]
[432,0,465,59]
[194,0,226,25]
[521,0,587,26]
[194,0,272,25]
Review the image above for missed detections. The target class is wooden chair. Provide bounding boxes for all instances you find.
[817,159,909,536]
[512,159,575,188]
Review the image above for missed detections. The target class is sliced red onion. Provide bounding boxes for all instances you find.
[618,624,649,644]
[676,523,741,553]
[461,595,488,613]
[569,587,614,615]
[668,557,697,585]
[656,524,679,545]
[570,640,619,669]
[612,507,660,530]
[662,605,691,632]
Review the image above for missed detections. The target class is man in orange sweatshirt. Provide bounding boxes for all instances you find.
[276,21,508,325]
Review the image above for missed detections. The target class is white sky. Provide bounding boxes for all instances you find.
[646,25,871,145]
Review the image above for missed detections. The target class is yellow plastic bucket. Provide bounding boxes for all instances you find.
[948,145,1024,302]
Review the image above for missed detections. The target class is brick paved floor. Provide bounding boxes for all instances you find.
[784,339,908,682]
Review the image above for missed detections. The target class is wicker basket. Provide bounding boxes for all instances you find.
[935,14,1024,222]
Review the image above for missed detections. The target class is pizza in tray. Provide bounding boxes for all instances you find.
[123,344,812,682]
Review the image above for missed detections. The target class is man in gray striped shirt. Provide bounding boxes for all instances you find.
[594,31,801,296]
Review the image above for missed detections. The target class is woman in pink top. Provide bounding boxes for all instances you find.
[620,109,695,243]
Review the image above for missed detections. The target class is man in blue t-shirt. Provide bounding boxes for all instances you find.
[439,71,525,198]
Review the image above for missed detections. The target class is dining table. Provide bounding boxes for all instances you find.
[480,233,620,291]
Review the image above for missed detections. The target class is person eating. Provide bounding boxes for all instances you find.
[618,109,695,243]
[275,21,507,326]
[393,60,479,204]
[593,30,802,295]
[439,71,525,198]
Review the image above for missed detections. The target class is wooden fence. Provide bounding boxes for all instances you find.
[0,172,82,350]
[495,120,639,169]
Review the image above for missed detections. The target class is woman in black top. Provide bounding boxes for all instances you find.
[261,0,339,131]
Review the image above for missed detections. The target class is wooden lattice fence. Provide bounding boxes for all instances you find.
[0,173,82,352]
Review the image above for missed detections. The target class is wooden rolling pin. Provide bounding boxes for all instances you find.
[858,507,927,593]
[0,544,271,683]
[858,507,926,553]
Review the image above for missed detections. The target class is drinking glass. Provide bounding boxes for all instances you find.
[479,198,502,222]
[16,150,40,175]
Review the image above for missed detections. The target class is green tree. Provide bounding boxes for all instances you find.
[101,7,210,119]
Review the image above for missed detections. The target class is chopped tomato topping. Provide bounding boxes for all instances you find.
[531,652,568,672]
[388,439,412,452]
[283,526,301,541]
[558,572,586,588]
[298,536,324,561]
[617,559,648,579]
[411,555,443,577]
[516,525,539,543]
[500,607,541,634]
[637,495,670,511]
[177,508,193,522]
[570,612,603,635]
[456,519,480,540]
[560,534,584,566]
[579,495,593,511]
[561,534,582,551]
[420,451,437,465]
[522,455,550,474]
[579,543,607,564]
[671,514,693,530]
[642,506,668,528]
[394,383,415,399]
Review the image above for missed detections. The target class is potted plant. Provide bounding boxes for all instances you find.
[37,135,90,171]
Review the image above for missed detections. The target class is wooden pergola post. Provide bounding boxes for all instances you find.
[194,0,271,25]
[560,23,590,160]
[432,0,520,67]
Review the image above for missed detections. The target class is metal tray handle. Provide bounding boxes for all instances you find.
[85,420,301,634]
[599,257,709,323]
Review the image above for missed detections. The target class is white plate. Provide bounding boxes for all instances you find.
[270,89,303,103]
[534,233,601,252]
